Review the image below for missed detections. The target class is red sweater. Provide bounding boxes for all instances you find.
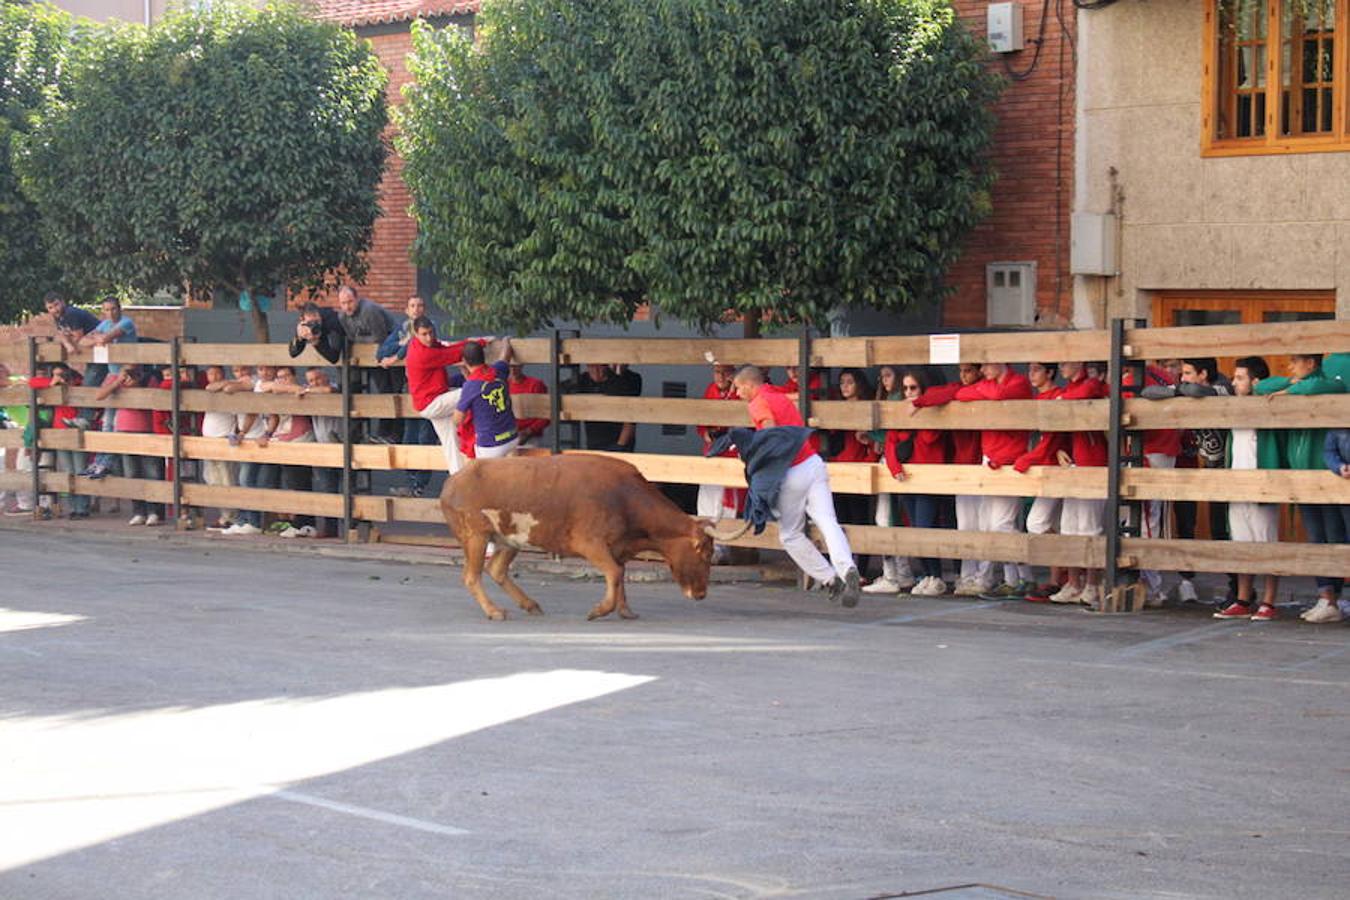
[1013,384,1069,472]
[913,382,982,464]
[830,425,880,463]
[952,370,1033,467]
[1060,372,1110,467]
[1122,365,1182,457]
[509,373,549,439]
[883,427,949,478]
[405,338,474,412]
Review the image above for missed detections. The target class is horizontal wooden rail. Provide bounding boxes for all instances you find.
[0,429,25,449]
[1125,394,1350,430]
[1122,468,1350,504]
[0,385,29,406]
[1125,319,1350,361]
[1118,537,1350,577]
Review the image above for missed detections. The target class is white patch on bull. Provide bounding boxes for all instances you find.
[481,509,540,550]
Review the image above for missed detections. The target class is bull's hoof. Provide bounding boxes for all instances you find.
[485,608,507,621]
[617,608,639,620]
[524,605,544,616]
[586,606,613,621]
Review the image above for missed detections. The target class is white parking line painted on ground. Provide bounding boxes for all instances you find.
[271,790,469,836]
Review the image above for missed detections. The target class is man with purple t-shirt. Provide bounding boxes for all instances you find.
[452,338,518,459]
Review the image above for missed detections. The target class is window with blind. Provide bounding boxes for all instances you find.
[1205,0,1350,154]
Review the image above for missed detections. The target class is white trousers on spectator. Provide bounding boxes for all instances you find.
[873,494,915,583]
[955,494,984,582]
[976,495,1021,586]
[773,454,856,585]
[474,437,519,460]
[202,459,238,523]
[697,483,737,519]
[419,390,465,474]
[1138,452,1175,594]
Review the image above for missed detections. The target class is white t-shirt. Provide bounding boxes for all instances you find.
[1230,428,1258,470]
[201,408,235,439]
[238,379,268,438]
[311,415,342,444]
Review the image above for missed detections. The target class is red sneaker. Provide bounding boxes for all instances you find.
[1213,602,1253,620]
[1249,604,1277,622]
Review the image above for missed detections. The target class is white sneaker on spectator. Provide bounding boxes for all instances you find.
[1078,584,1101,609]
[127,514,146,526]
[144,513,160,527]
[278,526,301,538]
[1304,599,1344,624]
[1177,578,1198,604]
[954,578,989,597]
[228,523,261,536]
[297,525,317,538]
[912,576,945,596]
[862,577,903,595]
[1049,582,1082,604]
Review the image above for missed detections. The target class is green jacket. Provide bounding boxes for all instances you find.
[868,388,904,447]
[1254,370,1346,469]
[1323,352,1349,386]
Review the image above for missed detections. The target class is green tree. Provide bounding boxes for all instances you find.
[398,0,1000,334]
[0,1,74,322]
[15,1,388,339]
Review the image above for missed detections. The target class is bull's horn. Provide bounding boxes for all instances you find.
[703,518,753,542]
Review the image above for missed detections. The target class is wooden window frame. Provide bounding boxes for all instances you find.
[1203,0,1350,156]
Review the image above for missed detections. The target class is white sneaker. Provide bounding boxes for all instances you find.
[228,523,261,536]
[894,575,917,591]
[1304,599,1344,624]
[954,579,988,597]
[1078,584,1101,609]
[278,527,301,539]
[1177,579,1198,604]
[144,513,160,527]
[297,525,317,538]
[1049,582,1082,604]
[127,514,146,526]
[862,577,903,595]
[1143,590,1167,609]
[912,576,944,596]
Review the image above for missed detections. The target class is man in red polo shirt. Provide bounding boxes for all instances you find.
[733,366,860,606]
[404,316,480,473]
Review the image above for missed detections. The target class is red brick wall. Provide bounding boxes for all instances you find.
[944,2,1076,329]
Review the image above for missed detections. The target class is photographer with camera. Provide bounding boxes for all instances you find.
[289,302,346,365]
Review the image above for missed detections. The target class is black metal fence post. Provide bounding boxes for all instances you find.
[550,328,562,456]
[797,326,812,425]
[1105,316,1148,607]
[170,337,183,527]
[27,337,41,517]
[341,345,353,542]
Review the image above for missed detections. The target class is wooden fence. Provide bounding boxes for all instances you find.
[2,318,1348,610]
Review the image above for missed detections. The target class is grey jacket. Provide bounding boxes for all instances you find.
[338,298,398,344]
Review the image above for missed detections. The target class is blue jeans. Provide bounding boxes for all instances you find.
[900,493,944,579]
[55,448,89,514]
[238,462,278,528]
[402,417,435,492]
[311,466,340,537]
[1299,503,1346,595]
[121,453,164,518]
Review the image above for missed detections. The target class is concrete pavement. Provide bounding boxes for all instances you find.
[1,530,1346,899]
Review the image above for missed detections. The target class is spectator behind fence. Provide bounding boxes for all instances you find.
[267,366,317,538]
[95,364,164,526]
[80,296,139,479]
[336,285,399,443]
[454,338,519,459]
[1016,361,1065,600]
[290,301,346,365]
[730,365,861,608]
[1213,357,1282,621]
[864,364,918,594]
[1141,357,1238,605]
[226,365,279,536]
[45,363,89,519]
[912,360,1032,598]
[574,363,641,452]
[1256,353,1347,624]
[509,362,550,448]
[696,362,746,565]
[45,291,99,358]
[827,367,879,581]
[1121,360,1183,607]
[20,363,57,519]
[873,367,951,597]
[152,362,201,528]
[908,362,986,594]
[201,364,244,529]
[405,317,479,473]
[1042,360,1110,608]
[378,295,437,497]
[304,367,343,539]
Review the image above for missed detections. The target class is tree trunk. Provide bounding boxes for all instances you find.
[742,314,760,340]
[249,303,270,344]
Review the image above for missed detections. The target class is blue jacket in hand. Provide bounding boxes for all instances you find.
[706,426,815,534]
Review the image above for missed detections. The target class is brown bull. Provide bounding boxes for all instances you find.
[440,454,748,620]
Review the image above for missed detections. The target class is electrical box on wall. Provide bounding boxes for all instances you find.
[987,3,1024,53]
[1070,212,1119,276]
[986,262,1037,327]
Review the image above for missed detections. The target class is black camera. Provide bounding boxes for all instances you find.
[302,320,320,334]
